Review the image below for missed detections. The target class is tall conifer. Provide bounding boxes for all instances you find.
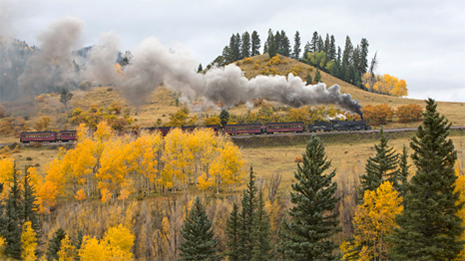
[278,135,341,260]
[292,31,301,60]
[226,203,240,261]
[178,197,218,261]
[251,31,261,56]
[3,164,23,259]
[251,192,272,261]
[359,128,399,196]
[390,98,464,260]
[237,167,258,261]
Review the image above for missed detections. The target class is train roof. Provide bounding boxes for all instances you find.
[225,123,263,127]
[59,130,77,132]
[20,131,58,134]
[265,122,304,125]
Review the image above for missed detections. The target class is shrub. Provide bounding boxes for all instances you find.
[26,156,32,161]
[252,63,259,70]
[396,104,423,123]
[0,104,6,118]
[295,156,303,163]
[362,104,394,125]
[269,55,282,65]
[243,57,254,64]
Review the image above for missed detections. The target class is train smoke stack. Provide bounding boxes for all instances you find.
[88,36,363,115]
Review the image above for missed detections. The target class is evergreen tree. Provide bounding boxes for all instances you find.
[178,197,218,261]
[398,144,410,200]
[324,34,330,54]
[251,31,261,56]
[279,30,291,57]
[264,29,273,54]
[359,128,399,196]
[306,74,313,85]
[359,38,369,75]
[329,35,336,60]
[219,109,230,127]
[278,135,341,260]
[330,59,340,78]
[274,31,282,54]
[314,68,321,83]
[229,34,241,61]
[310,31,319,53]
[3,164,23,259]
[251,192,272,261]
[22,166,42,242]
[292,31,301,60]
[222,46,234,64]
[197,63,203,73]
[47,228,66,261]
[241,31,251,58]
[235,33,242,60]
[341,36,353,81]
[317,36,324,53]
[226,203,240,261]
[237,167,258,261]
[390,98,464,260]
[352,45,361,81]
[303,41,311,60]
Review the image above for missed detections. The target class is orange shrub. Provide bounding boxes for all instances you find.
[362,104,394,125]
[295,156,303,163]
[396,104,423,123]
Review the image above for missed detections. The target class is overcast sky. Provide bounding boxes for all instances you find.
[2,0,464,102]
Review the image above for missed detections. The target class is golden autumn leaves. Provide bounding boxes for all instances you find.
[0,121,247,214]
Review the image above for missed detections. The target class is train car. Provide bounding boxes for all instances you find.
[59,130,77,142]
[225,123,263,135]
[20,131,58,143]
[331,119,371,131]
[307,121,332,132]
[142,127,172,136]
[265,122,304,134]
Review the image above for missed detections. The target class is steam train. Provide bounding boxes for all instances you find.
[18,120,370,143]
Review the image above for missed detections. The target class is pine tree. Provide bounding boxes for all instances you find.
[237,167,258,261]
[359,128,399,196]
[251,192,272,261]
[341,36,353,82]
[314,68,321,83]
[251,31,261,56]
[317,36,324,53]
[22,166,42,244]
[329,35,336,60]
[278,135,341,260]
[398,144,410,199]
[235,33,242,60]
[226,203,240,261]
[3,164,23,259]
[279,30,291,57]
[306,74,312,85]
[241,31,251,58]
[292,31,301,60]
[303,41,311,60]
[310,31,319,53]
[47,228,67,261]
[219,109,230,127]
[178,197,218,261]
[264,29,273,54]
[324,34,330,54]
[359,38,369,75]
[389,98,464,260]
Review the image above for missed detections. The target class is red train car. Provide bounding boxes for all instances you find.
[60,130,77,142]
[225,124,264,135]
[20,131,58,143]
[265,122,304,134]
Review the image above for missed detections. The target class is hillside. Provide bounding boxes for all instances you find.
[235,54,465,127]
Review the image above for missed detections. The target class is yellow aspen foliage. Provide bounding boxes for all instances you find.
[210,139,246,193]
[35,116,51,131]
[101,224,135,260]
[342,181,403,261]
[162,128,190,191]
[94,121,113,142]
[36,180,59,214]
[58,235,77,261]
[197,173,213,191]
[392,79,408,97]
[101,188,112,204]
[454,168,465,260]
[0,157,15,200]
[203,116,221,126]
[75,189,86,201]
[78,236,106,261]
[98,139,128,197]
[0,236,6,259]
[370,74,408,97]
[21,221,38,261]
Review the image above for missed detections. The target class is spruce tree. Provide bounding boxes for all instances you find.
[278,135,341,260]
[324,33,330,55]
[310,31,319,53]
[314,68,321,83]
[47,228,66,261]
[219,109,230,127]
[226,203,240,261]
[292,31,301,60]
[241,31,251,58]
[237,167,258,261]
[178,197,218,261]
[303,41,311,59]
[22,166,42,242]
[398,144,410,199]
[279,30,291,57]
[359,38,369,75]
[251,192,272,261]
[251,31,261,56]
[359,128,399,196]
[306,74,312,85]
[329,35,336,60]
[389,98,464,260]
[3,164,23,259]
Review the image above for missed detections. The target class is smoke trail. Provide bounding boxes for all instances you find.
[85,31,364,115]
[85,31,120,86]
[17,16,84,95]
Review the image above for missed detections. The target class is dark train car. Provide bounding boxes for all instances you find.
[331,120,371,131]
[307,121,332,132]
[59,130,77,142]
[225,124,263,135]
[265,122,304,134]
[142,127,172,136]
[20,131,58,143]
[204,125,221,134]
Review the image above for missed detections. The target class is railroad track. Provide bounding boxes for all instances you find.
[1,126,464,147]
